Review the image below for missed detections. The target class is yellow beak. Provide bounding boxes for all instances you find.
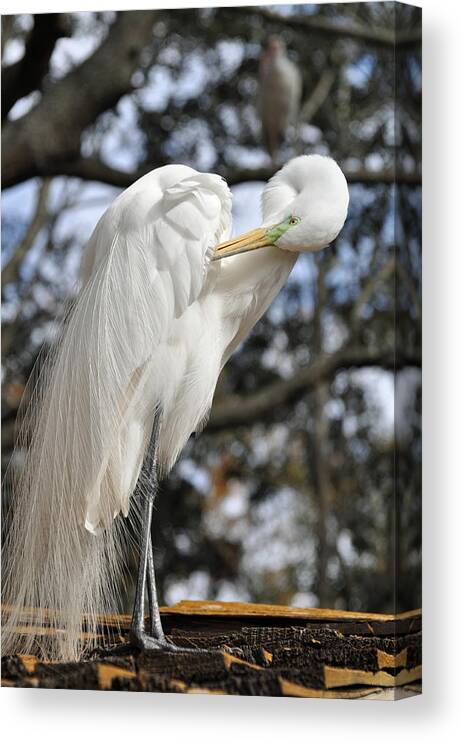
[212,227,274,261]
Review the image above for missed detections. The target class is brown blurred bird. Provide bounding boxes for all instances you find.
[259,36,302,161]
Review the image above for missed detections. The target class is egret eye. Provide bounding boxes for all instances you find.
[289,217,300,226]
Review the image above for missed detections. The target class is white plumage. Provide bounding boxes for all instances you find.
[2,155,349,661]
[259,37,302,160]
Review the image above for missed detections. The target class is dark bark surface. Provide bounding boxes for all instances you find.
[2,11,158,188]
[1,601,422,699]
[1,14,71,121]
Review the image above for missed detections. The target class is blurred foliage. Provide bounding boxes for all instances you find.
[1,3,421,613]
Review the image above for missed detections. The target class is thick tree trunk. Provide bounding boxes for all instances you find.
[1,11,158,188]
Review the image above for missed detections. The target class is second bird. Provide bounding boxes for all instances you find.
[259,36,303,161]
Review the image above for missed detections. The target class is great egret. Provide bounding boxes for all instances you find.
[2,154,349,661]
[259,37,302,160]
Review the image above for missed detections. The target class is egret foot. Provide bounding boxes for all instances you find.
[128,628,209,654]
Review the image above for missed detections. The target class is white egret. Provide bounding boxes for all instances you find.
[2,154,349,661]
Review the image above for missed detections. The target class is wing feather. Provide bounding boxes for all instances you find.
[64,166,232,532]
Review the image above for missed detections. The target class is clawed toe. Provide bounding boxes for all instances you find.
[161,642,210,654]
[128,630,208,654]
[129,629,166,651]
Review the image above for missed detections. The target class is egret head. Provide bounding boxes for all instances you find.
[214,155,349,260]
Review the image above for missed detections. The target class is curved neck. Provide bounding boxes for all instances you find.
[217,244,297,295]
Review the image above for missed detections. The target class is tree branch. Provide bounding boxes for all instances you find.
[300,68,336,124]
[249,8,421,48]
[1,11,158,189]
[224,166,421,188]
[26,156,421,190]
[1,178,52,292]
[207,345,421,431]
[41,157,151,189]
[2,14,71,121]
[1,16,16,54]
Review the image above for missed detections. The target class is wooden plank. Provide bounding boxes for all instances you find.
[377,648,408,669]
[169,679,227,695]
[158,601,421,637]
[5,623,105,640]
[222,650,264,672]
[280,677,394,700]
[18,655,39,674]
[97,663,137,690]
[324,665,422,689]
[160,600,421,623]
[1,601,422,697]
[2,604,126,630]
[2,600,421,628]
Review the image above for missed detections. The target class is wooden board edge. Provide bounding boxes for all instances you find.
[2,600,422,628]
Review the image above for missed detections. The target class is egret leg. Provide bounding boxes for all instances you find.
[146,528,165,641]
[129,417,166,649]
[128,418,207,653]
[129,486,155,644]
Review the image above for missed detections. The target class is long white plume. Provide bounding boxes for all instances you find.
[0,231,162,661]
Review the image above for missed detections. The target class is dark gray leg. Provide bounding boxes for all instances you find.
[129,416,167,649]
[146,530,165,641]
[129,488,161,648]
[128,417,206,653]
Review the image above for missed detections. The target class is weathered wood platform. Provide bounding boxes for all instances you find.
[1,601,421,699]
